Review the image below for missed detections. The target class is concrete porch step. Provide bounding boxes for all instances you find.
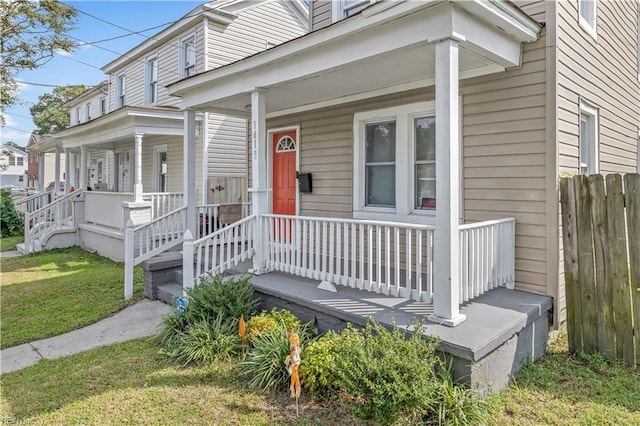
[156,282,183,306]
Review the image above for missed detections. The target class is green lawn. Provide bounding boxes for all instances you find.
[0,234,23,252]
[0,338,362,425]
[0,247,143,349]
[489,335,640,425]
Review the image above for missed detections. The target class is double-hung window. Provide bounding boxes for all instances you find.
[75,107,81,124]
[181,36,196,78]
[17,157,23,166]
[333,0,375,22]
[146,55,158,104]
[100,97,106,115]
[578,0,597,39]
[86,103,91,121]
[116,73,126,108]
[8,157,15,166]
[354,101,440,223]
[579,101,599,175]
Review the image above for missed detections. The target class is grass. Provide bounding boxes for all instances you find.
[0,338,363,425]
[0,234,23,252]
[489,333,640,425]
[0,246,143,349]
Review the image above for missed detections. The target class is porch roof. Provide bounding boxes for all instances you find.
[168,0,541,117]
[34,106,201,152]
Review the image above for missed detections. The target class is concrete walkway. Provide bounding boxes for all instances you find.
[0,299,171,374]
[0,250,23,258]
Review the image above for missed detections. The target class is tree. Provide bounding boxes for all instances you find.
[30,85,87,134]
[0,0,78,114]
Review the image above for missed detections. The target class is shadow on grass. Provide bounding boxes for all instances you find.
[0,339,363,425]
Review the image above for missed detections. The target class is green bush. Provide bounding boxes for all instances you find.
[246,308,301,339]
[239,314,315,392]
[0,190,23,237]
[155,274,259,365]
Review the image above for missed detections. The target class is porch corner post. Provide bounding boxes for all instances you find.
[183,110,197,237]
[430,38,466,327]
[250,88,268,274]
[124,219,135,300]
[80,146,87,191]
[134,133,144,202]
[64,148,71,193]
[182,229,195,295]
[54,146,61,193]
[37,152,45,191]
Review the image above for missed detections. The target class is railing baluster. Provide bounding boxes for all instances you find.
[394,227,400,297]
[314,221,320,280]
[343,223,349,286]
[376,225,382,293]
[405,229,411,299]
[367,224,373,292]
[336,222,342,283]
[385,226,391,295]
[329,221,335,282]
[416,229,423,302]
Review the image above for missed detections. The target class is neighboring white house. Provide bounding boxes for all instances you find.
[0,144,28,189]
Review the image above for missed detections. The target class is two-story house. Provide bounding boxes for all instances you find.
[0,144,28,189]
[24,0,308,259]
[164,0,639,391]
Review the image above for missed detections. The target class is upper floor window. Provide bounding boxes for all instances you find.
[181,36,196,78]
[100,97,106,115]
[353,101,440,223]
[17,157,24,166]
[146,55,158,104]
[333,0,375,22]
[579,101,599,175]
[75,107,81,124]
[86,103,91,121]
[116,73,126,108]
[578,0,597,39]
[8,156,15,166]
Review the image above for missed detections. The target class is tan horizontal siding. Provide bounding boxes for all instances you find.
[512,0,546,23]
[207,113,247,178]
[311,0,332,31]
[557,0,640,176]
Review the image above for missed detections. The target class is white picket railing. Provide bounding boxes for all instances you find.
[459,217,516,303]
[123,206,187,299]
[144,193,184,219]
[24,190,80,253]
[259,214,436,302]
[183,214,256,291]
[14,192,51,213]
[195,202,252,239]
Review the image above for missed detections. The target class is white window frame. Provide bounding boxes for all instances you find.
[152,144,168,192]
[353,101,438,224]
[579,100,599,175]
[86,103,91,121]
[578,0,597,40]
[145,54,158,104]
[116,73,126,108]
[75,107,81,124]
[180,34,196,78]
[100,97,106,115]
[17,156,24,166]
[8,156,15,166]
[332,0,376,22]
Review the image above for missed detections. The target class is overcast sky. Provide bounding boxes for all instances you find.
[1,0,202,147]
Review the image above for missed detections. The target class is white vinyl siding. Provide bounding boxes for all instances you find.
[311,0,332,31]
[207,113,247,178]
[68,92,106,126]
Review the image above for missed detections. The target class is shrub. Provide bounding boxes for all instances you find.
[159,314,241,366]
[0,190,23,237]
[246,308,301,339]
[239,314,315,392]
[186,273,260,323]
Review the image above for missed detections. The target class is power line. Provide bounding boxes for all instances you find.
[15,80,86,88]
[1,126,33,134]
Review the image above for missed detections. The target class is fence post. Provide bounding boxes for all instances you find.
[124,219,135,301]
[182,229,195,296]
[624,174,640,368]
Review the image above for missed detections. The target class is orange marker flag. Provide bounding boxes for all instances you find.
[238,315,247,342]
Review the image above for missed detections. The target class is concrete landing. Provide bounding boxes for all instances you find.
[248,271,553,395]
[0,299,171,374]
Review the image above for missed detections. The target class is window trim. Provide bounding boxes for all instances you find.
[8,156,15,166]
[145,54,158,104]
[578,0,597,40]
[332,0,376,23]
[152,144,168,192]
[100,97,106,115]
[579,100,599,175]
[75,107,81,124]
[353,101,437,224]
[17,157,24,166]
[86,102,91,121]
[116,73,126,108]
[179,33,196,78]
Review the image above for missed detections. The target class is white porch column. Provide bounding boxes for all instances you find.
[80,146,87,190]
[430,38,466,326]
[183,110,197,236]
[54,146,61,193]
[37,153,45,191]
[250,89,268,273]
[134,133,144,202]
[64,148,71,193]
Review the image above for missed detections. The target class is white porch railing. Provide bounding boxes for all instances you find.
[123,206,187,299]
[143,193,184,219]
[84,191,135,229]
[24,190,80,253]
[184,214,516,307]
[14,192,51,213]
[183,214,256,291]
[195,202,252,239]
[459,217,516,303]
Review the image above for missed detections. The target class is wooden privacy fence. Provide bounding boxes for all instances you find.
[560,173,639,368]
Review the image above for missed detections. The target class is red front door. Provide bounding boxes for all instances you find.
[272,130,297,216]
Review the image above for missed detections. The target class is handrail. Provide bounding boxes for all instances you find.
[24,190,81,253]
[260,213,437,230]
[14,192,50,213]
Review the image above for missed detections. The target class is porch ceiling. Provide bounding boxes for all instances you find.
[169,0,540,117]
